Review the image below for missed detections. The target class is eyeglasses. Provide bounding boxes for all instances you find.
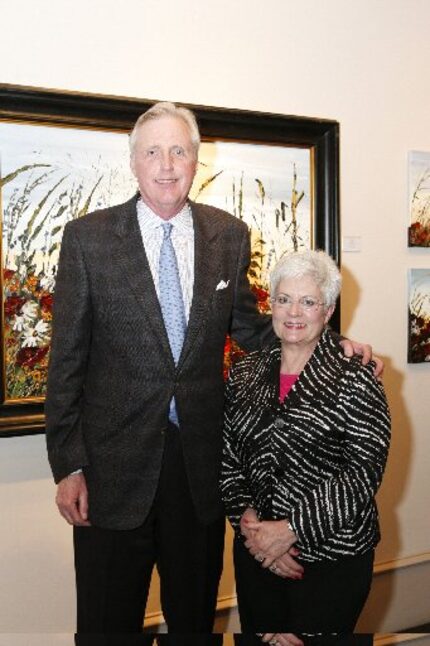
[270,295,325,311]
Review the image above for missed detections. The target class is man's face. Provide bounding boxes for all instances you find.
[130,115,198,220]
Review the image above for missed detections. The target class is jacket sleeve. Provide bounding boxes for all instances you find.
[220,366,255,531]
[229,225,275,352]
[289,361,391,551]
[45,222,91,483]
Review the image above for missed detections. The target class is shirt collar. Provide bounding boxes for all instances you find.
[137,197,193,235]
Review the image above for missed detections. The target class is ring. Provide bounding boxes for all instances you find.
[269,563,278,573]
[269,640,278,646]
[255,553,264,562]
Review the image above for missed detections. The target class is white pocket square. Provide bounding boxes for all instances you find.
[216,279,230,291]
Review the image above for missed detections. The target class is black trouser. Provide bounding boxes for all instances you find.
[234,537,374,634]
[74,423,225,643]
[75,635,224,646]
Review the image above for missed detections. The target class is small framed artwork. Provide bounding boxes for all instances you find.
[408,269,430,363]
[408,150,430,247]
[0,84,340,435]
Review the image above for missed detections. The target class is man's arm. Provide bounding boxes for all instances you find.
[229,225,274,351]
[45,222,92,523]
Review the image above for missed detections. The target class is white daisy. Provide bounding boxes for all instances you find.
[13,315,26,332]
[40,272,56,292]
[21,320,50,348]
[21,301,39,321]
[411,321,421,335]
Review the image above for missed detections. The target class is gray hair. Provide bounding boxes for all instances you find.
[270,249,341,308]
[129,101,200,157]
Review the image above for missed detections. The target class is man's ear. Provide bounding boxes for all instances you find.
[130,155,137,177]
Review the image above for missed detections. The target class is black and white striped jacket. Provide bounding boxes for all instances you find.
[220,328,391,562]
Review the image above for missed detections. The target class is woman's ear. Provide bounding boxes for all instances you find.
[324,304,336,325]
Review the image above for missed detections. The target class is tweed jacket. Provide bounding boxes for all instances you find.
[45,195,273,530]
[220,328,391,562]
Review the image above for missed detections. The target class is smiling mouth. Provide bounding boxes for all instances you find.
[156,178,177,184]
[285,322,306,329]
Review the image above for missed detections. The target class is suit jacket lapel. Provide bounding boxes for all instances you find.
[178,202,224,367]
[111,195,174,365]
[110,198,227,371]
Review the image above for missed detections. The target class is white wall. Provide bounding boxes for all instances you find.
[1,0,430,633]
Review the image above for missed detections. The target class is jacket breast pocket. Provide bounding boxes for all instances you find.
[211,286,234,332]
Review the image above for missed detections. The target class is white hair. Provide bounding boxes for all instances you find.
[270,249,341,308]
[129,101,200,157]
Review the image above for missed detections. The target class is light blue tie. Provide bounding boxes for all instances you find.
[158,222,187,425]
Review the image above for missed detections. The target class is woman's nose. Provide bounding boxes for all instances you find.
[288,301,301,315]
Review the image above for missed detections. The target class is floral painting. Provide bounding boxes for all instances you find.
[1,123,311,401]
[191,141,312,375]
[408,269,430,363]
[1,122,135,401]
[408,151,430,247]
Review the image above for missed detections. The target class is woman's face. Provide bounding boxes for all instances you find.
[271,275,335,349]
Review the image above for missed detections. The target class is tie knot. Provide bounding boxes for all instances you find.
[162,222,173,239]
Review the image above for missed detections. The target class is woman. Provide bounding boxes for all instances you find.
[221,250,390,643]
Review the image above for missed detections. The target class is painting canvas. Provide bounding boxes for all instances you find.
[408,150,430,247]
[0,84,339,434]
[408,269,430,363]
[1,124,312,404]
[1,122,135,402]
[192,141,311,310]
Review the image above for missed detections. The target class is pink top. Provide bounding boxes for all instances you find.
[279,373,299,402]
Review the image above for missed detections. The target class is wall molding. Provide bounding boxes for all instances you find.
[374,552,430,575]
[376,635,430,646]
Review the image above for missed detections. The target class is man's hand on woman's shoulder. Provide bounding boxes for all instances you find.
[339,337,384,378]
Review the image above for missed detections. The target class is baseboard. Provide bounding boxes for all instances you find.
[376,635,430,646]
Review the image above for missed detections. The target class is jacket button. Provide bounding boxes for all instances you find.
[160,427,167,435]
[274,417,287,429]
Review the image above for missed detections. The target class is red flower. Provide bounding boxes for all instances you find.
[16,346,49,368]
[250,284,271,314]
[3,268,15,281]
[409,222,430,246]
[4,296,26,318]
[40,293,54,312]
[251,285,269,303]
[223,335,246,379]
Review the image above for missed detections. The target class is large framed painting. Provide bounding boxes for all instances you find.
[0,84,340,435]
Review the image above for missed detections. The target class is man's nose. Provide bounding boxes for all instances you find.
[160,151,174,170]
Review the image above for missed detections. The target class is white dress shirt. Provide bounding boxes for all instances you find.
[136,199,195,321]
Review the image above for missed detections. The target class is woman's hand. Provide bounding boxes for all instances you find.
[240,507,259,540]
[268,546,304,580]
[243,518,297,567]
[261,632,304,646]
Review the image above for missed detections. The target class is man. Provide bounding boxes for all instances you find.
[45,102,374,639]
